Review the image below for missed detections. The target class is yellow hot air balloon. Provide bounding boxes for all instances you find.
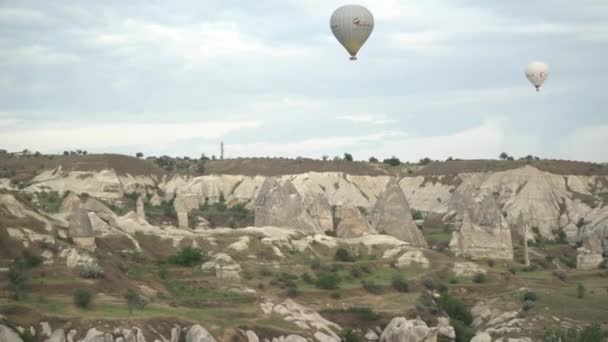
[330,5,374,61]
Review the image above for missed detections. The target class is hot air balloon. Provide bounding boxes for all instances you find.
[330,5,374,61]
[526,62,549,92]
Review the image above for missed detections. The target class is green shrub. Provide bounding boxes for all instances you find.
[523,291,538,302]
[361,264,372,274]
[438,294,473,326]
[487,259,495,267]
[522,300,535,312]
[124,289,148,313]
[166,246,205,267]
[577,283,586,299]
[335,248,356,262]
[301,272,314,284]
[316,272,340,290]
[451,319,476,342]
[412,210,424,220]
[8,262,27,300]
[392,274,409,293]
[330,292,341,299]
[73,288,93,309]
[508,266,518,274]
[259,268,273,277]
[350,265,363,278]
[342,330,363,342]
[422,277,437,290]
[21,251,43,268]
[472,273,487,284]
[361,280,382,294]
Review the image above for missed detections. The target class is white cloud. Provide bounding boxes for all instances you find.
[0,119,260,152]
[91,19,311,69]
[337,114,395,125]
[0,45,80,66]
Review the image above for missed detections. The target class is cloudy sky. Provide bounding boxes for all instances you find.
[1,0,607,162]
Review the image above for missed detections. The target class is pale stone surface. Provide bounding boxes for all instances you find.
[185,325,216,342]
[136,196,146,223]
[452,262,487,277]
[335,206,373,238]
[0,325,24,342]
[470,332,491,342]
[261,299,341,340]
[371,178,427,247]
[201,253,241,281]
[399,176,453,214]
[379,317,437,342]
[395,249,430,269]
[449,190,513,260]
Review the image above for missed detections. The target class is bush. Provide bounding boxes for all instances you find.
[124,289,148,313]
[487,259,495,267]
[342,329,363,342]
[422,277,437,290]
[551,269,567,281]
[472,273,487,284]
[166,246,205,267]
[330,292,341,299]
[451,319,476,342]
[73,288,93,309]
[335,248,356,262]
[360,264,372,274]
[350,265,363,278]
[523,291,538,302]
[361,280,382,294]
[80,262,104,279]
[411,210,424,220]
[522,300,535,312]
[383,156,401,166]
[508,266,518,274]
[392,274,409,293]
[438,294,473,326]
[22,251,43,268]
[316,273,340,290]
[325,229,336,237]
[301,272,314,284]
[577,283,586,299]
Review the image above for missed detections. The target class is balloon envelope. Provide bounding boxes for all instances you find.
[330,5,374,60]
[526,62,549,91]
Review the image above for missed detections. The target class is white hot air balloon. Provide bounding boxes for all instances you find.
[330,5,374,61]
[526,62,549,92]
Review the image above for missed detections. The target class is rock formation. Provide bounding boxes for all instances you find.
[67,208,95,250]
[254,179,332,233]
[371,178,427,247]
[449,190,514,260]
[136,196,146,223]
[577,209,607,269]
[379,317,437,342]
[334,206,373,238]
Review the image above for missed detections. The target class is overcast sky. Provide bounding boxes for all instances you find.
[1,0,607,162]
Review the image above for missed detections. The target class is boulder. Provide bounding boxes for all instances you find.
[44,330,65,342]
[365,330,379,341]
[371,179,427,247]
[80,328,113,342]
[379,317,437,342]
[185,325,216,342]
[449,191,513,260]
[201,253,241,281]
[0,325,23,342]
[244,331,259,342]
[452,262,486,277]
[254,179,331,233]
[470,332,491,342]
[261,299,341,340]
[335,206,373,238]
[395,249,430,269]
[436,317,455,340]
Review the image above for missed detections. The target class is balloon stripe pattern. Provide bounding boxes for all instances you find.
[330,5,374,61]
[526,61,549,92]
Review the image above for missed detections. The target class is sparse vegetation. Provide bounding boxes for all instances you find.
[166,246,205,267]
[73,288,93,309]
[541,324,603,342]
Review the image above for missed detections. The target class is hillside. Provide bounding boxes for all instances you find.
[1,153,607,342]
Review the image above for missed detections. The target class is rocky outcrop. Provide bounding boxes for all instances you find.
[334,206,373,238]
[201,253,241,281]
[136,196,146,223]
[449,190,513,260]
[60,192,82,214]
[67,208,95,250]
[372,179,427,247]
[260,299,341,340]
[452,262,487,277]
[0,325,23,342]
[185,325,216,342]
[255,179,332,233]
[395,249,430,269]
[379,317,437,342]
[577,208,607,269]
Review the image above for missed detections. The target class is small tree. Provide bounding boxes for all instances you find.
[499,152,509,160]
[125,289,138,314]
[343,153,353,161]
[383,156,401,166]
[136,152,144,158]
[73,288,93,309]
[322,155,329,161]
[8,262,27,300]
[577,283,586,299]
[369,156,379,163]
[63,151,69,156]
[419,157,432,165]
